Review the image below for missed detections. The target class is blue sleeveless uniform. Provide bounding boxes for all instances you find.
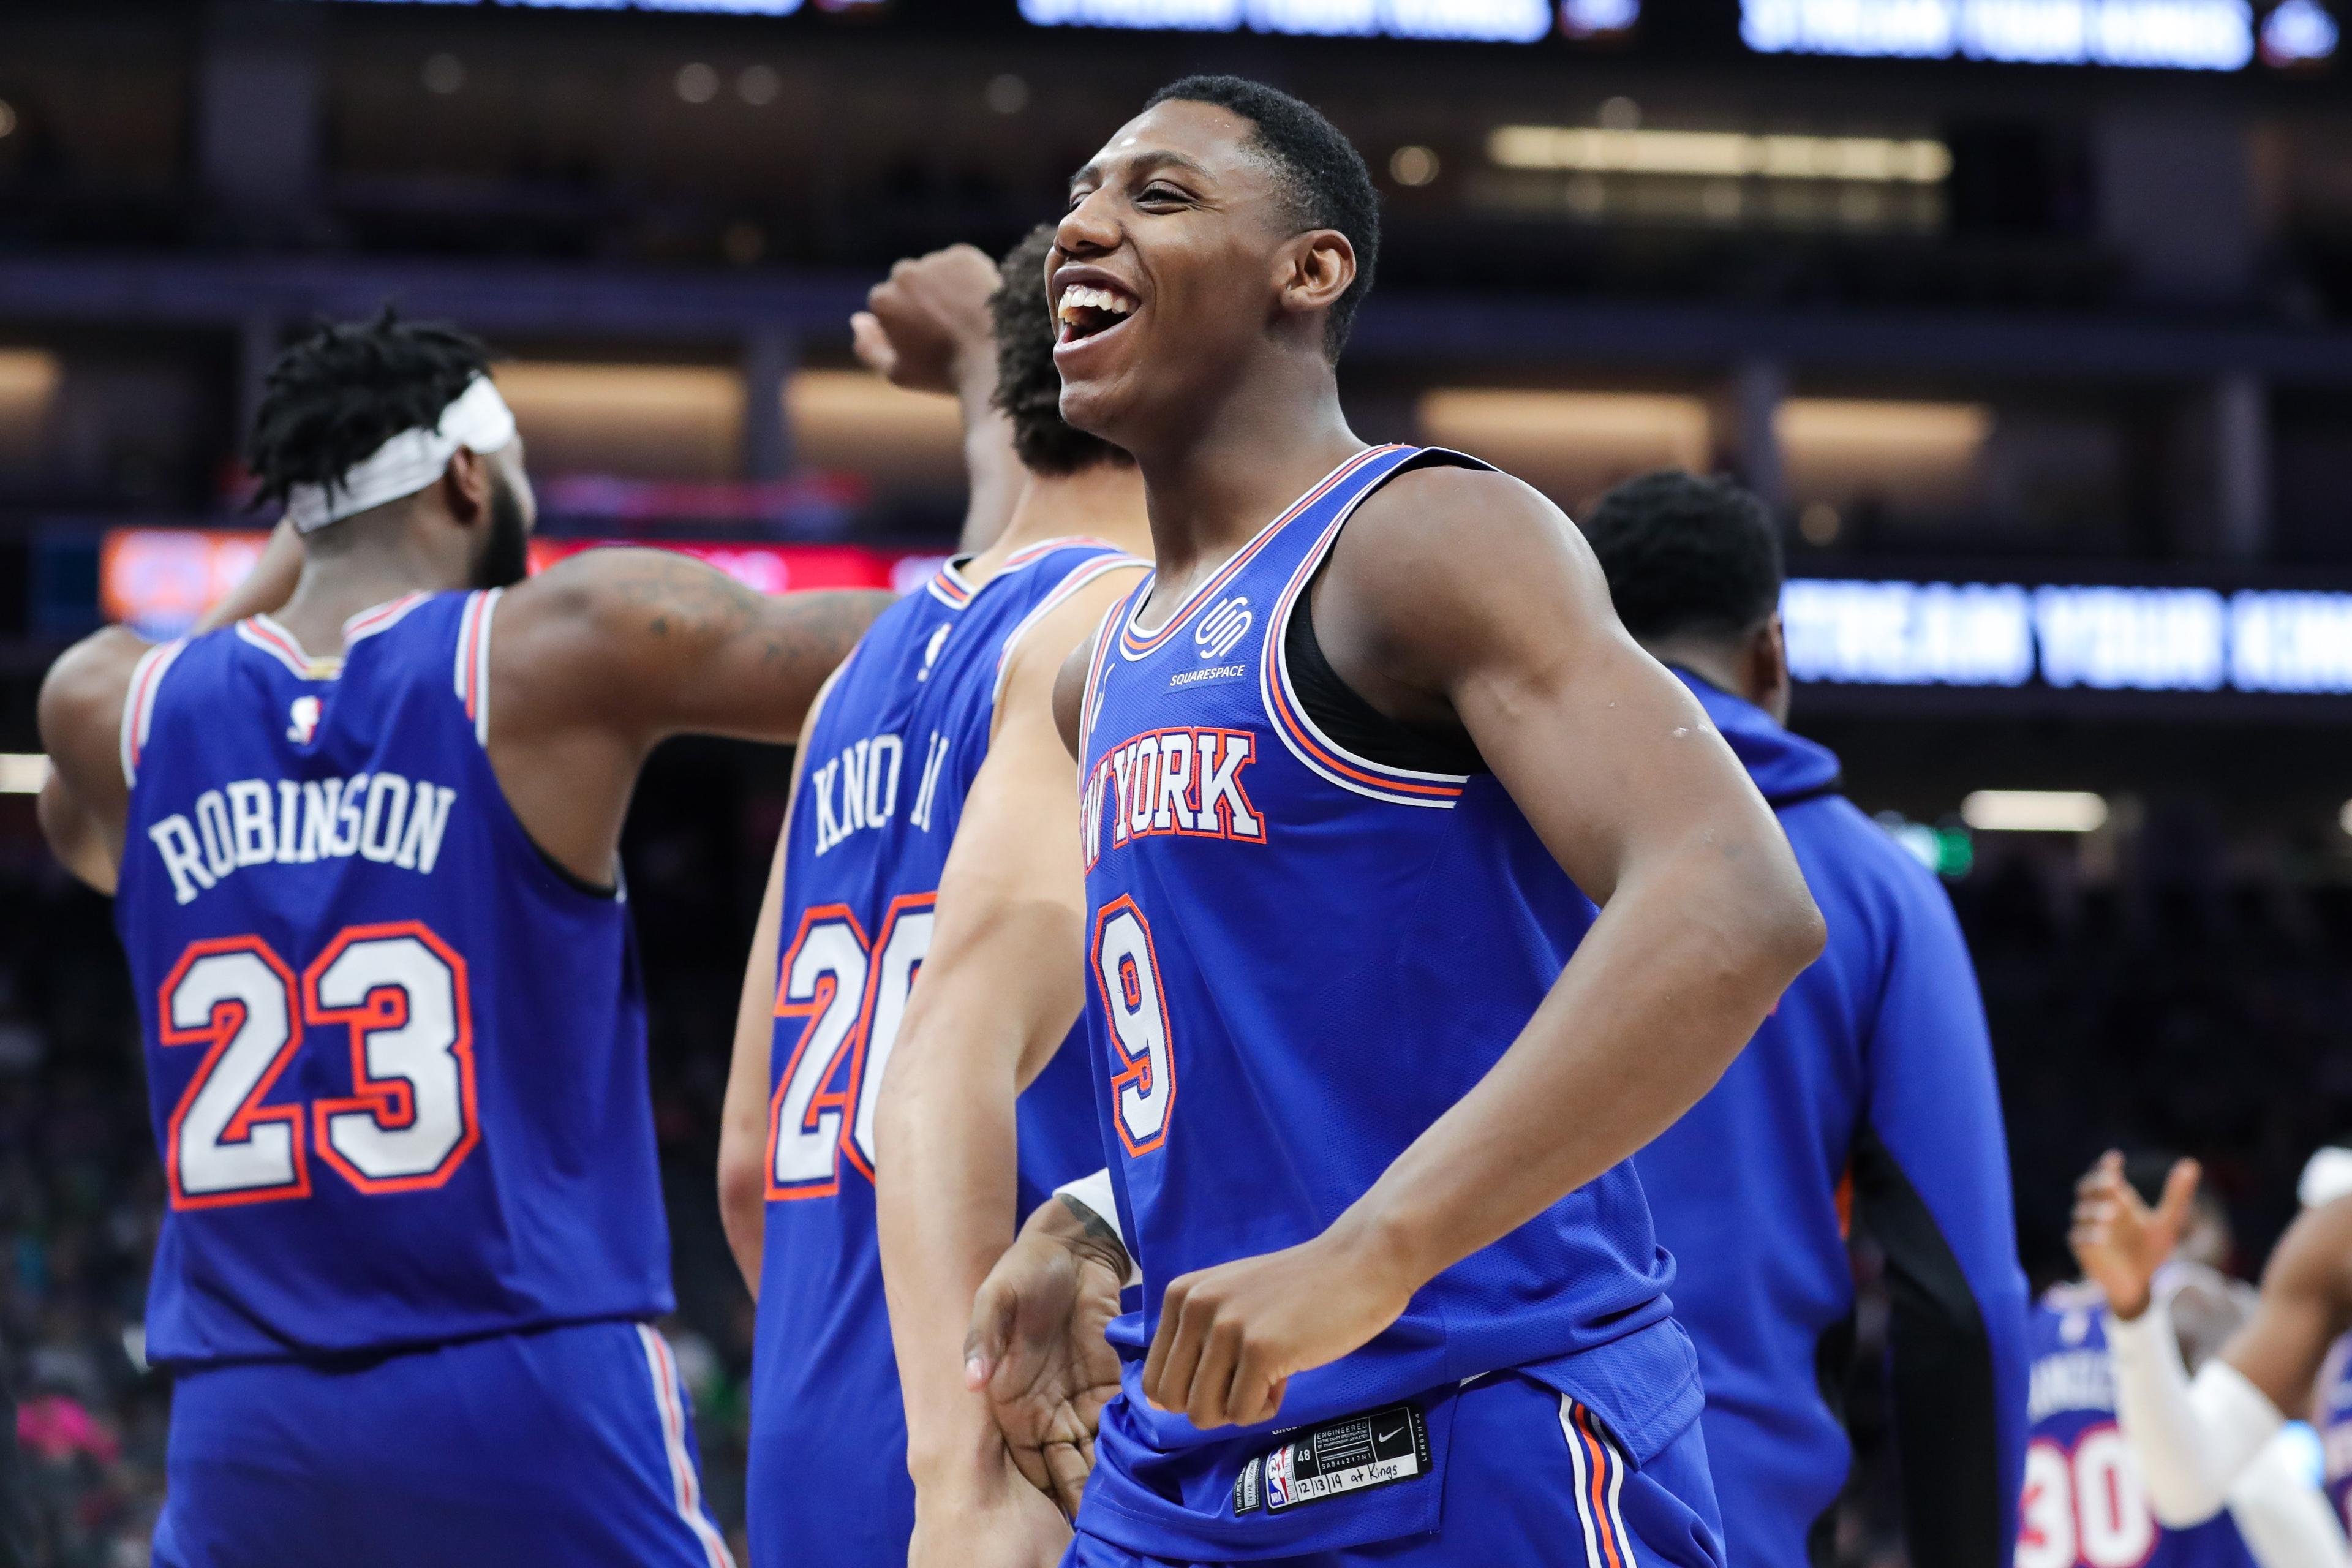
[116,590,732,1568]
[1065,446,1719,1568]
[746,540,1140,1568]
[2019,1284,2258,1568]
[2318,1334,2352,1533]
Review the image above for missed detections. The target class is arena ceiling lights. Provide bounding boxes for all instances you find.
[1488,127,1953,183]
[1740,0,2337,70]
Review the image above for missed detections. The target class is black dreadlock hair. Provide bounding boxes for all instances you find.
[1143,75,1379,359]
[992,224,1132,478]
[247,308,499,511]
[1582,470,1785,644]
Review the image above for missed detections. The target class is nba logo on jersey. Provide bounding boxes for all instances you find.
[1265,1444,1296,1509]
[1196,596,1251,661]
[287,696,322,744]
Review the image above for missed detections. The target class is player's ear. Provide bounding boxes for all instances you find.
[1276,230,1355,322]
[442,447,492,527]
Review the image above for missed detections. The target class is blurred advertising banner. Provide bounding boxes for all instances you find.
[102,529,948,640]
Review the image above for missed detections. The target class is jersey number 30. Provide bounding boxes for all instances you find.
[2018,1427,2158,1568]
[160,922,477,1209]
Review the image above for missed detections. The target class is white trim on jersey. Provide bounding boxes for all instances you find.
[341,591,431,649]
[990,551,1148,713]
[1256,453,1474,812]
[118,639,188,789]
[238,616,342,681]
[1560,1398,1640,1568]
[452,589,504,748]
[633,1324,736,1568]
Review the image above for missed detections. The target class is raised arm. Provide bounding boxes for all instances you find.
[875,571,1140,1566]
[1141,466,1824,1428]
[486,549,887,883]
[2082,1164,2352,1526]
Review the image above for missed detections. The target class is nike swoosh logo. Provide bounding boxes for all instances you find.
[1376,1425,1405,1444]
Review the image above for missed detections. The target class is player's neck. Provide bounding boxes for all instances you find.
[968,462,1150,581]
[1128,369,1362,591]
[271,542,469,656]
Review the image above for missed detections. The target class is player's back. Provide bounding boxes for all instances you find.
[117,590,671,1363]
[2019,1282,2259,1568]
[747,540,1135,1567]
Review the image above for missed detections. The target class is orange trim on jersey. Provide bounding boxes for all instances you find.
[304,920,481,1196]
[342,592,430,645]
[834,891,936,1185]
[926,562,974,608]
[1117,446,1409,658]
[458,595,488,721]
[764,903,870,1202]
[159,936,312,1211]
[1570,1404,1630,1568]
[123,639,183,781]
[1262,647,1465,801]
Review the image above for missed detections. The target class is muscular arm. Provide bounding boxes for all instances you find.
[488,549,889,883]
[874,572,1140,1518]
[1145,466,1824,1427]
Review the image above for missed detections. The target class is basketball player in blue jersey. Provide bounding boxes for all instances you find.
[923,75,1825,1568]
[33,312,889,1568]
[714,229,1150,1568]
[2072,1153,2352,1567]
[1578,470,2030,1568]
[2026,1157,2337,1568]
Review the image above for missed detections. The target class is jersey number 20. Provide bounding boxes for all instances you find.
[2018,1427,2159,1568]
[767,895,935,1198]
[160,922,477,1209]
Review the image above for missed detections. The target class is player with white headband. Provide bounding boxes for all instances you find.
[34,309,897,1568]
[2070,1148,2352,1568]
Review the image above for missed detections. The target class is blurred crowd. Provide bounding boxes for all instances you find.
[9,785,2352,1565]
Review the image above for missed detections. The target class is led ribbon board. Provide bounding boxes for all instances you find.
[1783,579,2352,694]
[1017,0,1565,40]
[1742,0,2337,69]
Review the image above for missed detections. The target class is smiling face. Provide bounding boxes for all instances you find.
[1049,99,1354,452]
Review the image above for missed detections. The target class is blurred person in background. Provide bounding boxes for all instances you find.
[718,229,1148,1568]
[2026,1153,2340,1568]
[2078,1144,2352,1551]
[1581,469,2032,1568]
[34,312,889,1568]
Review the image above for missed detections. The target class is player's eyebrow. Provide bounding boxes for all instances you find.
[1068,148,1216,196]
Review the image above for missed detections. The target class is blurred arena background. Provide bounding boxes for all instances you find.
[2,0,2351,1561]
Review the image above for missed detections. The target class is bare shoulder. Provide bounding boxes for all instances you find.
[499,546,764,643]
[1320,461,1611,689]
[39,627,153,793]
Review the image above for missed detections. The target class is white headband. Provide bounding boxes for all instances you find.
[2300,1145,2352,1210]
[284,374,518,534]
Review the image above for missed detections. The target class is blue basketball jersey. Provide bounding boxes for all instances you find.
[2019,1284,2259,1568]
[1069,445,1701,1561]
[747,540,1139,1567]
[2318,1334,2352,1532]
[115,590,673,1365]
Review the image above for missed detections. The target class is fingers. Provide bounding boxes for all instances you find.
[849,312,897,380]
[1140,1273,1197,1415]
[1042,1439,1092,1521]
[966,1274,1019,1393]
[2156,1158,2204,1232]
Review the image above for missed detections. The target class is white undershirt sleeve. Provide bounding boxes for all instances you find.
[1052,1168,1142,1289]
[2225,1428,2350,1568]
[2108,1298,2287,1526]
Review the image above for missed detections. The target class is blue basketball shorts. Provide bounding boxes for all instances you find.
[151,1319,734,1568]
[1063,1373,1724,1568]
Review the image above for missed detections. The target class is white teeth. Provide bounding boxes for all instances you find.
[1056,284,1138,326]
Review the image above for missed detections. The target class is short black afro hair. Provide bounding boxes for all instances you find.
[248,308,498,510]
[1582,470,1784,644]
[1144,75,1379,360]
[992,223,1131,477]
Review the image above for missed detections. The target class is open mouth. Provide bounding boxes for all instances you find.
[1056,282,1140,347]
